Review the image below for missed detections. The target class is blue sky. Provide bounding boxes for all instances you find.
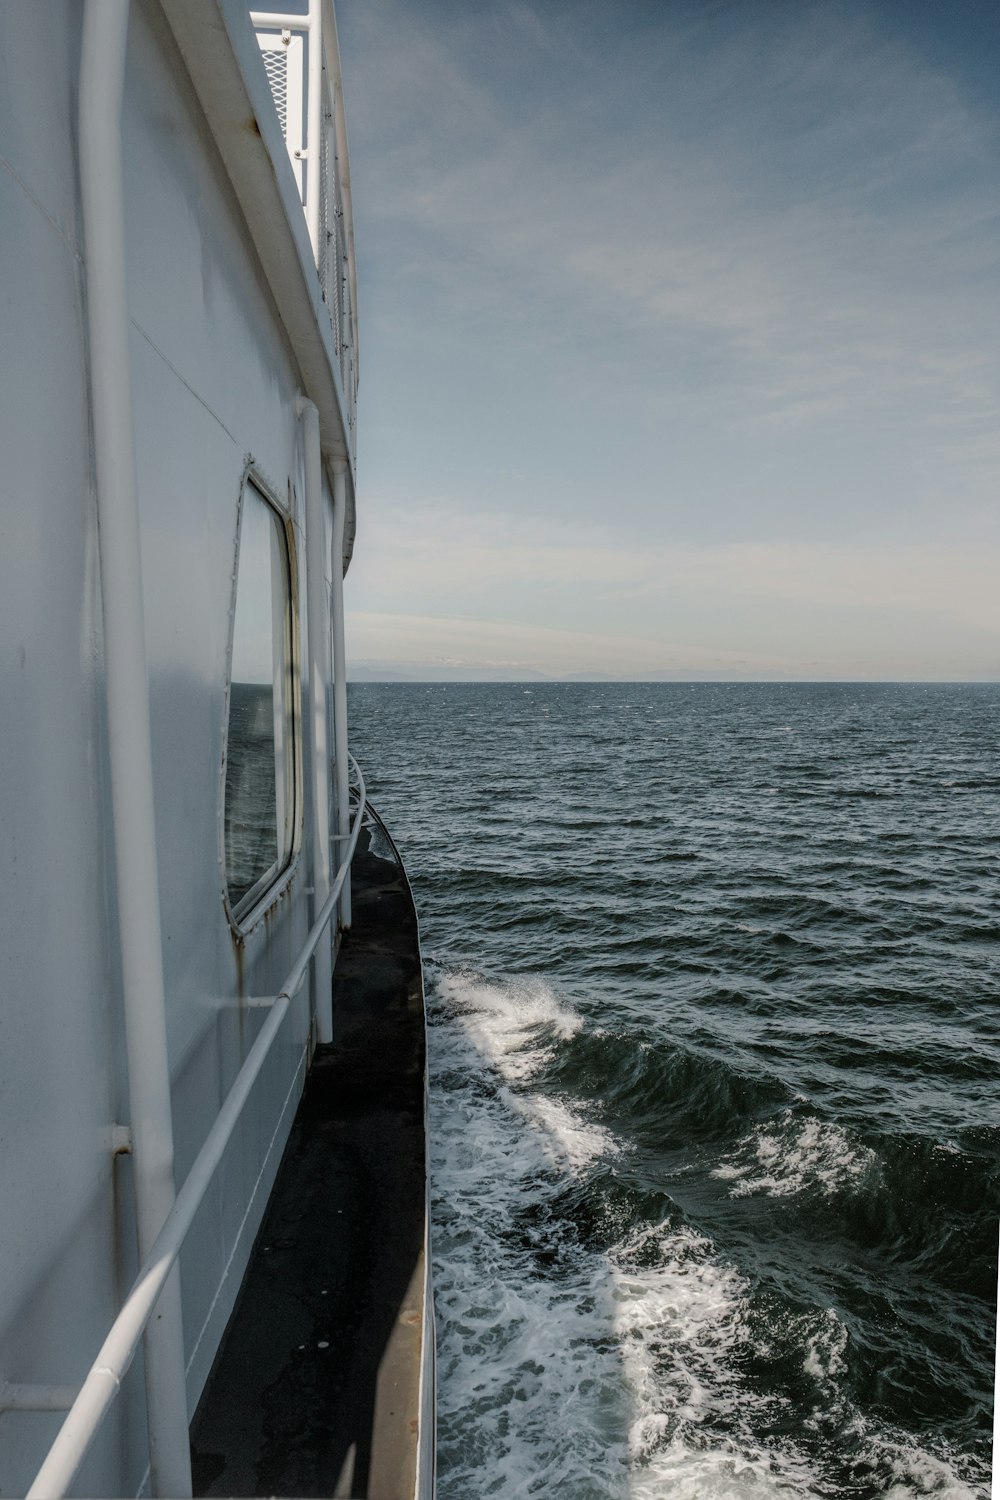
[337,0,1000,679]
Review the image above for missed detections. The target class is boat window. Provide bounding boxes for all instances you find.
[224,481,296,920]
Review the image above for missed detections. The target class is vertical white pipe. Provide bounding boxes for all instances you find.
[299,399,334,1043]
[78,5,192,1496]
[330,459,352,929]
[305,0,323,259]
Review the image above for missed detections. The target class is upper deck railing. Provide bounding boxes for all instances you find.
[251,1,359,448]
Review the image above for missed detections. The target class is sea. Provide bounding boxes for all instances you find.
[347,681,999,1499]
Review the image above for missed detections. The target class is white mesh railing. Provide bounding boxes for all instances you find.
[261,45,287,133]
[252,4,358,447]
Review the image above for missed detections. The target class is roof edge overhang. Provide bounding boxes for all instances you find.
[156,0,357,569]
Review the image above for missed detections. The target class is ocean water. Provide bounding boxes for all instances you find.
[225,681,280,906]
[347,681,999,1498]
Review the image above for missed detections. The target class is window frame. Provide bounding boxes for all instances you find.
[221,465,303,933]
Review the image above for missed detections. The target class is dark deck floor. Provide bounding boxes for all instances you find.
[190,813,428,1499]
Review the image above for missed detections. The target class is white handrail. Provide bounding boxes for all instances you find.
[300,395,334,1044]
[320,0,359,386]
[249,9,311,30]
[330,457,352,928]
[304,0,322,258]
[27,758,366,1500]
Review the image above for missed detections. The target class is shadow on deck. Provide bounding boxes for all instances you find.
[190,809,428,1499]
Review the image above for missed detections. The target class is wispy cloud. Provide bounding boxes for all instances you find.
[350,0,1000,433]
[346,603,998,681]
[346,501,1000,678]
[346,610,809,679]
[339,0,1000,674]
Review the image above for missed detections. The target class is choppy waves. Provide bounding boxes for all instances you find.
[349,682,999,1499]
[712,1113,878,1200]
[428,963,989,1498]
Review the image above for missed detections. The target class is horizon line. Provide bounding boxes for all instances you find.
[346,674,999,685]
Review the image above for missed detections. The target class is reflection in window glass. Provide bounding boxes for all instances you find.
[225,483,295,917]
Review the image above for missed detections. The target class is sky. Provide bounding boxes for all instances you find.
[335,0,1000,681]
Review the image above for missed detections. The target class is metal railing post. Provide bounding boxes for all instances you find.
[330,458,352,928]
[78,4,192,1495]
[305,0,323,257]
[299,397,334,1042]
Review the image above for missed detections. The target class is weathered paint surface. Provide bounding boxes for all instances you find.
[0,2,340,1493]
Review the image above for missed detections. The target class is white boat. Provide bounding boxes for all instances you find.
[0,1,434,1495]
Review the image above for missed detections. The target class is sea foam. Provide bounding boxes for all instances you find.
[427,962,985,1500]
[712,1113,877,1199]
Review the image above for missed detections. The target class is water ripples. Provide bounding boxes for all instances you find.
[349,681,998,1498]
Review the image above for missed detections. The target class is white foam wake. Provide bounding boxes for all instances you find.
[429,966,627,1496]
[712,1113,877,1199]
[436,968,584,1080]
[609,1221,813,1498]
[435,968,616,1174]
[428,966,985,1500]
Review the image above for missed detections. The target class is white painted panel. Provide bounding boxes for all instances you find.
[0,2,81,245]
[0,16,131,1490]
[0,1,338,1492]
[122,0,319,1424]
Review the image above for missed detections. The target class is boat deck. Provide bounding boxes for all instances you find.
[190,813,429,1499]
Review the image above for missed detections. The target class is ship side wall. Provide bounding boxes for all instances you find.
[0,7,132,1493]
[0,3,338,1493]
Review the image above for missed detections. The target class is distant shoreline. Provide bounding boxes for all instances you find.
[347,672,999,686]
